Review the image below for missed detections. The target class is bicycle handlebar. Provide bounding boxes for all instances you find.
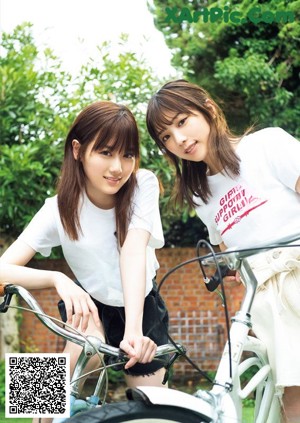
[201,232,300,268]
[0,283,184,359]
[199,233,300,315]
[2,233,299,364]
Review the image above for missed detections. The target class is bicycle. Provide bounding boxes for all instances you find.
[66,232,300,422]
[1,232,300,422]
[0,281,186,422]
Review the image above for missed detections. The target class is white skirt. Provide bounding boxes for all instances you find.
[249,247,300,397]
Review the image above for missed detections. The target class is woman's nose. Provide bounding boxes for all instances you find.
[109,156,122,174]
[173,129,187,145]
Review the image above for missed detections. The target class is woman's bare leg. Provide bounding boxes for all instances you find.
[125,367,167,388]
[282,386,300,422]
[32,316,105,423]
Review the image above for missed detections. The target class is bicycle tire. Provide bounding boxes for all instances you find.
[66,400,212,423]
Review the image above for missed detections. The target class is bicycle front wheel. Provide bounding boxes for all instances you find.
[66,400,212,423]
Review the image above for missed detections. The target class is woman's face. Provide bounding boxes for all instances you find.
[73,139,136,209]
[158,110,212,164]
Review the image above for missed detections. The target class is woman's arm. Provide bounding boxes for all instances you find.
[119,228,156,369]
[0,239,59,289]
[296,176,300,194]
[0,239,100,331]
[219,242,227,252]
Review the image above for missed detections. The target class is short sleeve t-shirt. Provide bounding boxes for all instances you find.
[19,169,164,306]
[194,128,300,249]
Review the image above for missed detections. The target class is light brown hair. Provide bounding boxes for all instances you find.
[146,79,242,208]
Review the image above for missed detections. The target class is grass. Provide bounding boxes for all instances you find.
[169,379,255,423]
[243,406,254,422]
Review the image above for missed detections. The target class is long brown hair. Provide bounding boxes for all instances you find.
[57,101,140,246]
[146,79,242,208]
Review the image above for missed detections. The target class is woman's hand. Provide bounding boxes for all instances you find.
[120,333,157,369]
[217,243,242,287]
[119,228,157,369]
[223,270,242,287]
[0,240,101,332]
[52,272,101,332]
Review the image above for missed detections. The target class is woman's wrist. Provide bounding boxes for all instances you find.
[50,270,65,289]
[124,323,143,339]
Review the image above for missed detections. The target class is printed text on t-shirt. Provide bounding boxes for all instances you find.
[215,184,267,235]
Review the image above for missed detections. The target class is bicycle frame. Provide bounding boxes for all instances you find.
[130,233,300,422]
[204,257,279,422]
[0,284,183,422]
[1,232,299,422]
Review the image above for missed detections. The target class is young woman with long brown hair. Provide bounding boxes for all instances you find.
[0,101,169,421]
[146,79,300,422]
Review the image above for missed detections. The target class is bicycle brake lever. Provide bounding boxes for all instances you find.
[204,264,231,292]
[118,350,128,362]
[106,353,127,372]
[0,285,14,313]
[162,351,182,385]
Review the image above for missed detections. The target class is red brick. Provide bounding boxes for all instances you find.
[19,250,244,376]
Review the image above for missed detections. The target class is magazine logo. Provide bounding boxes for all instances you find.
[165,6,295,25]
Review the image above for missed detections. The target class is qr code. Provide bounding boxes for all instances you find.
[5,353,70,418]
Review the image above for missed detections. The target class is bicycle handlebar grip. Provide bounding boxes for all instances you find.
[204,264,231,292]
[0,284,14,313]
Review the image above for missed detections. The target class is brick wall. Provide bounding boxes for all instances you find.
[19,248,244,376]
[156,248,244,376]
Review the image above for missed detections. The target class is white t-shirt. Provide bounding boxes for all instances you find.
[19,169,164,306]
[194,128,300,249]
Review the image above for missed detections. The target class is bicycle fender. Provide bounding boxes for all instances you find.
[53,396,89,423]
[128,386,214,419]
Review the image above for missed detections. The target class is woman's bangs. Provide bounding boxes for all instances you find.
[93,114,139,157]
[149,95,192,137]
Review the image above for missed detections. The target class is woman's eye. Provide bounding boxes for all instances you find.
[178,117,187,127]
[124,153,135,159]
[100,150,111,156]
[161,134,169,143]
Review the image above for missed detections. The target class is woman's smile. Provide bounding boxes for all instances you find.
[159,111,211,164]
[184,141,198,155]
[76,140,136,209]
[104,176,122,186]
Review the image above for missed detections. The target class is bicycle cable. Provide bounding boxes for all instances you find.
[154,256,217,385]
[196,239,232,380]
[6,304,112,404]
[151,291,214,385]
[153,241,300,387]
[5,241,299,396]
[154,241,232,385]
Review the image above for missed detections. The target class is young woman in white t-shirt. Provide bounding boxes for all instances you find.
[0,101,169,418]
[146,79,300,422]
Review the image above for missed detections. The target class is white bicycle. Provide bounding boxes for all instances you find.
[67,232,300,422]
[1,232,299,422]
